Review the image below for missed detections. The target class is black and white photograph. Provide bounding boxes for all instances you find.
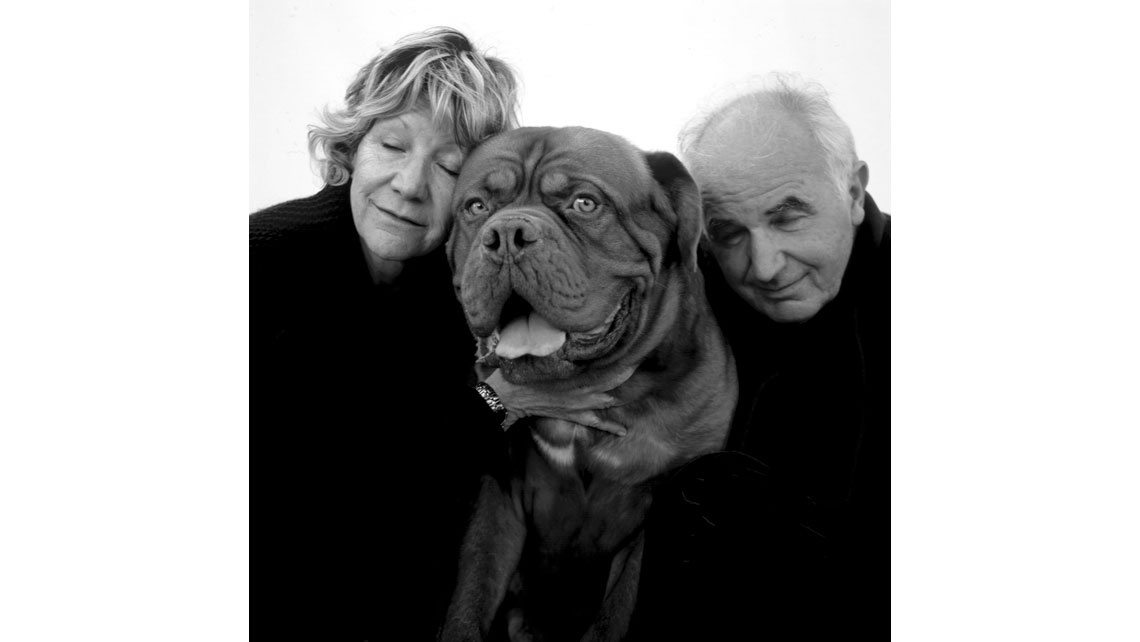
[249,1,888,639]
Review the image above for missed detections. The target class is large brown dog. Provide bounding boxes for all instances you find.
[442,127,736,642]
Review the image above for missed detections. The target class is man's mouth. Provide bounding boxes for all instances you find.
[757,274,805,296]
[474,291,632,366]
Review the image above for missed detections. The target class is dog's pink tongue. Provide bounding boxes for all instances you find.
[495,312,567,359]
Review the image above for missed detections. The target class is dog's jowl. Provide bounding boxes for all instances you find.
[442,127,736,642]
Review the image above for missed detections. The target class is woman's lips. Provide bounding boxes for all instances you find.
[371,200,425,227]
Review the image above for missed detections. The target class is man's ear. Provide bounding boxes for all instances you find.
[644,151,703,271]
[849,161,869,227]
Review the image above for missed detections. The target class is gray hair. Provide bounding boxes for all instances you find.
[308,27,520,186]
[679,73,858,197]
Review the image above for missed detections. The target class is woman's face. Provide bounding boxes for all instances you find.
[349,110,465,267]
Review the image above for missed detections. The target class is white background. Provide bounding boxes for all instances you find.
[249,0,891,213]
[3,2,1140,641]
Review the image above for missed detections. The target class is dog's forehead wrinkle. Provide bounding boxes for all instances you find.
[486,168,516,193]
[609,212,666,280]
[541,127,651,191]
[539,171,569,195]
[523,134,551,196]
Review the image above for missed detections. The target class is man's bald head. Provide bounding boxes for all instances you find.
[680,75,860,199]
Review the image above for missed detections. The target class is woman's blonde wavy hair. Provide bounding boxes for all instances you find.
[308,27,520,186]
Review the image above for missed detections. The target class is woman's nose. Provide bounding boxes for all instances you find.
[391,157,429,202]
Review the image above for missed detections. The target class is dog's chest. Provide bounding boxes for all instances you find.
[516,420,647,558]
[529,418,611,470]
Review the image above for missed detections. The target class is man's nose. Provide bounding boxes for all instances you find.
[391,157,429,202]
[481,215,539,262]
[747,229,786,282]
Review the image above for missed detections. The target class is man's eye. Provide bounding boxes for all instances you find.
[707,222,744,245]
[438,164,460,178]
[466,199,490,217]
[774,214,807,230]
[571,196,599,214]
[380,141,405,152]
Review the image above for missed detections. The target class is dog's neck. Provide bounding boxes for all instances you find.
[611,268,727,397]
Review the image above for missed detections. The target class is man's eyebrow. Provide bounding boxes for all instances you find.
[766,196,815,217]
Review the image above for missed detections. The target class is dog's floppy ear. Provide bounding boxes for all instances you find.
[644,151,703,271]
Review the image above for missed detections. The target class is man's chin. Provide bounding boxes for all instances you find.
[754,296,824,324]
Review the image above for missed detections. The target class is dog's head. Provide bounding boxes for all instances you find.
[447,127,702,384]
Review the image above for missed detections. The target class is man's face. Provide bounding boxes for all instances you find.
[691,107,866,323]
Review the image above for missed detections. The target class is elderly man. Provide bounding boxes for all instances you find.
[632,77,888,639]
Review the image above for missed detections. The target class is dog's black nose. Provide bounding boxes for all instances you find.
[482,215,539,261]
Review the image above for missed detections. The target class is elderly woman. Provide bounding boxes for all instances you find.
[250,28,619,640]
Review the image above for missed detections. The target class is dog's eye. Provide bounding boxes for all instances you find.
[572,196,598,214]
[466,199,490,217]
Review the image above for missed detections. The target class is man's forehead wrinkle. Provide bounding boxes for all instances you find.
[702,188,760,221]
[701,174,811,220]
[692,144,782,183]
[699,177,746,206]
